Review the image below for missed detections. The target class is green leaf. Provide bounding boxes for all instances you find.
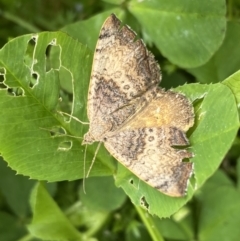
[28,182,82,240]
[61,9,125,51]
[178,83,239,187]
[116,83,238,217]
[128,0,226,68]
[188,21,240,83]
[80,176,127,212]
[0,159,36,217]
[223,69,240,107]
[0,31,113,182]
[196,170,240,241]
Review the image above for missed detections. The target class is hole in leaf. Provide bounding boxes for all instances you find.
[129,178,141,190]
[32,35,38,42]
[0,67,7,89]
[7,87,24,96]
[140,196,149,209]
[24,38,36,68]
[182,158,191,163]
[48,126,67,137]
[58,141,72,151]
[29,72,39,88]
[0,82,7,89]
[46,43,60,72]
[0,74,4,83]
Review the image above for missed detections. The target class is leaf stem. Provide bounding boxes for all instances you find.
[1,10,40,32]
[135,205,165,241]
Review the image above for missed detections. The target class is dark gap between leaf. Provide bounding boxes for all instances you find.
[221,155,238,184]
[172,145,190,150]
[78,224,88,233]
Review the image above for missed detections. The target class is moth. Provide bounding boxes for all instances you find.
[82,14,194,197]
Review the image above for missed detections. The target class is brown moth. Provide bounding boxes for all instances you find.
[82,14,194,197]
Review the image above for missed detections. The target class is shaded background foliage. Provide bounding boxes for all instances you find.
[0,0,240,241]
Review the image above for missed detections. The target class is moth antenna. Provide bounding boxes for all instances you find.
[58,111,89,125]
[86,142,101,178]
[82,144,88,194]
[64,135,82,139]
